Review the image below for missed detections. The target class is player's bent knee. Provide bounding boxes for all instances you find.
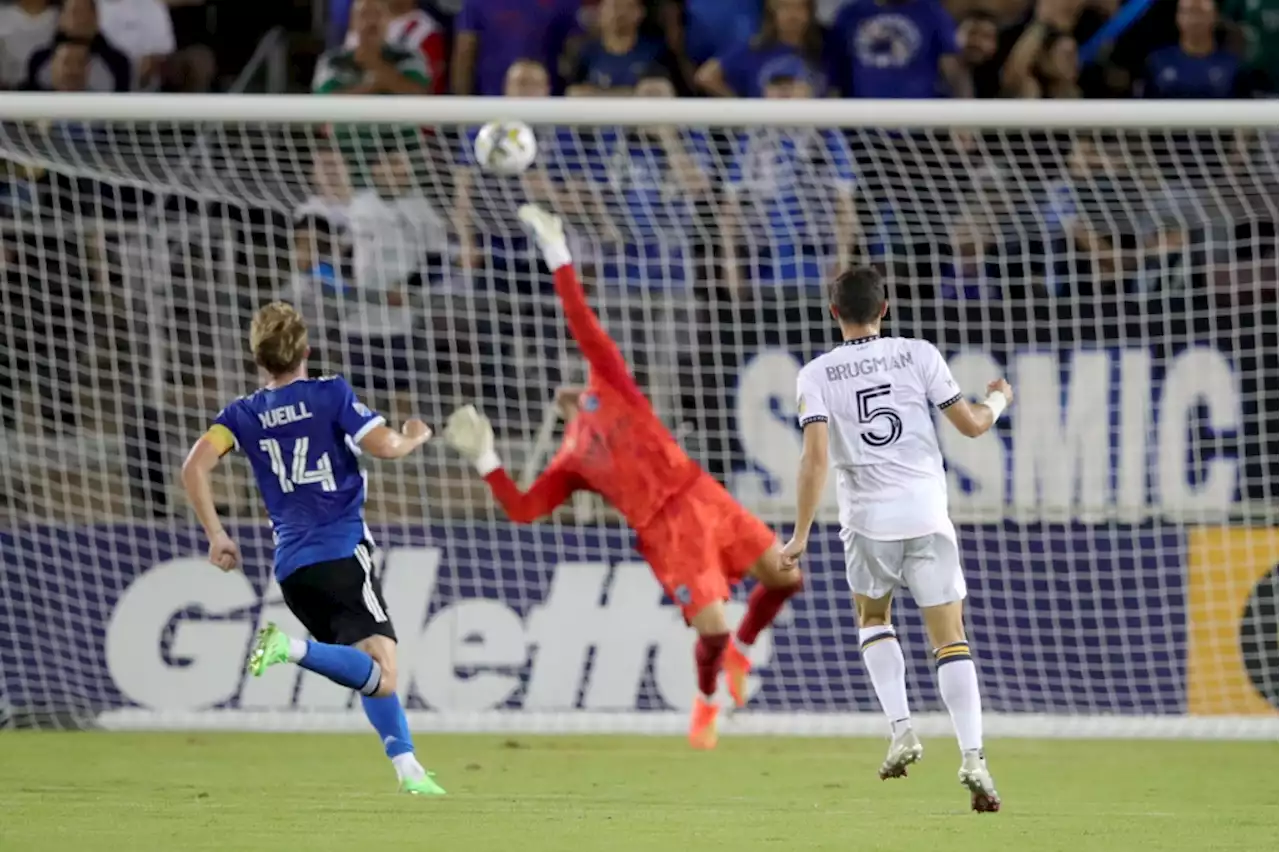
[356,635,399,696]
[689,602,729,636]
[753,545,802,589]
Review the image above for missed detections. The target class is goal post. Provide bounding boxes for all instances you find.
[0,95,1274,739]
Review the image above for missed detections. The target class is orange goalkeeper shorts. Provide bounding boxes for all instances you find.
[635,473,778,624]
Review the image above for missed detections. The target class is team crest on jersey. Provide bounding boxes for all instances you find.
[580,393,599,413]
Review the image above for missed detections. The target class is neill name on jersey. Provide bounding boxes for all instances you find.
[258,402,316,430]
[824,350,914,382]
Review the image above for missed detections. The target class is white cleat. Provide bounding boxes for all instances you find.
[878,727,923,780]
[958,750,1001,813]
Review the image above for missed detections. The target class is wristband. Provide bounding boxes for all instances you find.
[983,391,1008,421]
[541,241,573,271]
[475,449,502,477]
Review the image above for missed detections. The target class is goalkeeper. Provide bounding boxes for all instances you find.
[444,205,802,749]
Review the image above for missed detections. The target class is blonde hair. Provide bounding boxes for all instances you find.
[250,301,309,376]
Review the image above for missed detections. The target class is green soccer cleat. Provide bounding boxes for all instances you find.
[399,773,447,796]
[247,622,291,677]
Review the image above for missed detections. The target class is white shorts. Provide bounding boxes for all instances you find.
[840,530,966,608]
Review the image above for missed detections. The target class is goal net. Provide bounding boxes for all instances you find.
[0,97,1275,738]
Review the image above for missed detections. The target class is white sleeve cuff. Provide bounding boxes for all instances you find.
[352,416,386,445]
[475,449,502,477]
[541,241,573,271]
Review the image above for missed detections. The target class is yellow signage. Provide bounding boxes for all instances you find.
[1186,528,1278,716]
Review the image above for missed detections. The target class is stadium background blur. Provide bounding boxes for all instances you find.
[0,0,1274,523]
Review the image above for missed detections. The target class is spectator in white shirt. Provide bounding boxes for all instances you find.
[97,0,213,91]
[0,0,57,89]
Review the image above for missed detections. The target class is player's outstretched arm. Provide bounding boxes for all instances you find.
[180,428,241,572]
[943,379,1014,438]
[444,405,577,523]
[359,419,433,460]
[517,204,645,405]
[783,420,830,567]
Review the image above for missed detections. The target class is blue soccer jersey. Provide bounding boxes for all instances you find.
[208,376,383,580]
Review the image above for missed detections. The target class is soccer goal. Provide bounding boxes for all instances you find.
[0,95,1274,739]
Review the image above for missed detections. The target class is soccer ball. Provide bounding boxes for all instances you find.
[473,120,538,175]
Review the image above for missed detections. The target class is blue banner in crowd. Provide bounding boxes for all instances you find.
[0,522,1187,718]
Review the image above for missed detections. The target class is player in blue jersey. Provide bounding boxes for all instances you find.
[180,301,445,796]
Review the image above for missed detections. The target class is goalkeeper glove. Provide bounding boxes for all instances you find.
[517,204,572,270]
[444,405,502,476]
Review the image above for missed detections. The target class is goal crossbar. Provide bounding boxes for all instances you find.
[0,94,1274,129]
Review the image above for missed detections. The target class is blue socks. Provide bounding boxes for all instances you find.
[295,641,416,765]
[298,641,382,695]
[362,695,415,758]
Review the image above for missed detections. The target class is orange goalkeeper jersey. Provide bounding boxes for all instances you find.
[483,265,702,530]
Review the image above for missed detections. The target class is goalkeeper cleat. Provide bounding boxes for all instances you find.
[958,750,1001,813]
[723,641,752,708]
[878,727,923,780]
[247,622,291,677]
[399,772,447,796]
[688,695,719,750]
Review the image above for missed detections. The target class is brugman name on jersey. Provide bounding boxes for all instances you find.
[824,350,914,382]
[735,345,1245,524]
[103,549,770,715]
[257,401,315,430]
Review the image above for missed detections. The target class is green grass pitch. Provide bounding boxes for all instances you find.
[1,733,1275,852]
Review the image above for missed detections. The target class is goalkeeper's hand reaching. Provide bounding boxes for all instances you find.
[444,405,502,476]
[518,204,572,270]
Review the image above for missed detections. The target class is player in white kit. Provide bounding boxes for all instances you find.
[782,268,1012,814]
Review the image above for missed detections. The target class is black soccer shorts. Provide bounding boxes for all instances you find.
[279,541,397,646]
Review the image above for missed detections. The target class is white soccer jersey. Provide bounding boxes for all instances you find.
[796,334,963,541]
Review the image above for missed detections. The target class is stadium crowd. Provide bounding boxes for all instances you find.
[0,0,1275,522]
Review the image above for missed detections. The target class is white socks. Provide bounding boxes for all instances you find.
[859,626,912,735]
[287,636,308,663]
[935,641,983,753]
[392,752,426,782]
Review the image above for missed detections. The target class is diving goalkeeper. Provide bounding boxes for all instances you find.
[444,205,802,749]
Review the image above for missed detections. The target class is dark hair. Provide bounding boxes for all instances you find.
[828,267,886,325]
[961,9,997,24]
[753,0,824,66]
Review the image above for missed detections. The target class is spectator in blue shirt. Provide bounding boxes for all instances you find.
[827,0,972,98]
[568,0,668,95]
[682,0,762,66]
[719,69,858,289]
[572,70,714,290]
[450,0,579,95]
[1138,0,1245,98]
[453,60,573,272]
[695,0,828,98]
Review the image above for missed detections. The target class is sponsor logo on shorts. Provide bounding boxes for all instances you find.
[674,585,692,605]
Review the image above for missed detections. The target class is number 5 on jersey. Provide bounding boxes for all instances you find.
[856,384,903,447]
[259,437,337,492]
